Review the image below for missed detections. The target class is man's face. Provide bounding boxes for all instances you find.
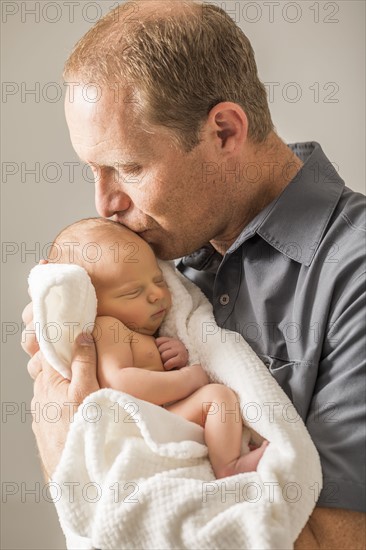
[65,85,227,259]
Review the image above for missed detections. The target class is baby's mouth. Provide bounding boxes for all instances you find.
[151,308,166,318]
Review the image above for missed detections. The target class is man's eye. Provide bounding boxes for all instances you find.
[118,164,142,176]
[128,166,142,175]
[87,164,109,183]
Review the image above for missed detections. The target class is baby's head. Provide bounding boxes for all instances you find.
[48,218,172,335]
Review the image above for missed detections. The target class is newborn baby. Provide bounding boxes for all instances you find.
[48,217,268,478]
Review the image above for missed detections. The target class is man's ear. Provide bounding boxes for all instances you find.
[208,102,248,153]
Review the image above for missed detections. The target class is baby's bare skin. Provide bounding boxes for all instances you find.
[94,314,267,479]
[94,315,209,406]
[127,329,165,372]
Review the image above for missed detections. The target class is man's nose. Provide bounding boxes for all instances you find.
[94,171,131,218]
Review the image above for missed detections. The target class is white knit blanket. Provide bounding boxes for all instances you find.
[28,262,322,550]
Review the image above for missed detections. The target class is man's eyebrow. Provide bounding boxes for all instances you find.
[114,161,142,171]
[82,159,142,171]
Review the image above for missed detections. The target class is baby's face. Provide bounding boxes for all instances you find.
[95,238,172,335]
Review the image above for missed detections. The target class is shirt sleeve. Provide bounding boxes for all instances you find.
[305,271,366,512]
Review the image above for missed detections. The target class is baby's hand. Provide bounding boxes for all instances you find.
[156,337,189,370]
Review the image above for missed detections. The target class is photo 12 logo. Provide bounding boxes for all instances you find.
[202,1,340,25]
[1,1,139,25]
[2,480,140,504]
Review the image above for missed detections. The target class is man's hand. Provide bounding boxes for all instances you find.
[22,301,40,356]
[295,506,366,549]
[28,336,100,478]
[22,299,99,478]
[156,336,189,370]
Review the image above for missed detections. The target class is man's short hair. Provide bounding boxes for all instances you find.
[63,0,273,151]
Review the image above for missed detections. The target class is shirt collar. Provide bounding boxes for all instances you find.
[227,142,345,266]
[182,142,345,270]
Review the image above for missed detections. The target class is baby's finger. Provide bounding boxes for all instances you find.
[157,342,175,354]
[162,358,178,370]
[155,337,171,347]
[160,349,178,362]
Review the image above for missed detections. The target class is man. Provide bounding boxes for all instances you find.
[23,0,365,547]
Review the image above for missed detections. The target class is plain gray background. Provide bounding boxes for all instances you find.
[1,1,365,548]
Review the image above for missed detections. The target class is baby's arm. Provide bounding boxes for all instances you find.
[93,316,134,383]
[111,365,208,405]
[94,316,209,405]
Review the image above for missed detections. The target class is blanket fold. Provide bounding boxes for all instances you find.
[28,261,322,550]
[28,264,97,379]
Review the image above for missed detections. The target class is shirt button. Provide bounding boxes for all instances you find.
[219,294,230,306]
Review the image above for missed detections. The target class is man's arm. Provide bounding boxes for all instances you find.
[295,507,366,549]
[296,273,366,548]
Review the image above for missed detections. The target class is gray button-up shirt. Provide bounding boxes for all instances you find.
[178,142,366,513]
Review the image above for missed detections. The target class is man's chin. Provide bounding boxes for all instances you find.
[149,244,179,261]
[145,240,183,261]
[139,230,200,261]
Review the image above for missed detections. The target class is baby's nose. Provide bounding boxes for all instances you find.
[147,286,163,303]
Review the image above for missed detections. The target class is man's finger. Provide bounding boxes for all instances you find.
[21,329,39,357]
[70,333,99,395]
[22,302,33,325]
[36,351,66,386]
[27,351,43,380]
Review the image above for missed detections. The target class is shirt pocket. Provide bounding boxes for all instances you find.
[259,354,318,421]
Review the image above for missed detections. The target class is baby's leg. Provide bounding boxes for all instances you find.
[165,384,268,478]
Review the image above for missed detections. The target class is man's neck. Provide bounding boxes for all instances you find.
[210,133,304,255]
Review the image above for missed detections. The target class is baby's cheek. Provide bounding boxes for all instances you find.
[165,290,172,308]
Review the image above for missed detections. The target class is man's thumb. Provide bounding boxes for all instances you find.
[70,332,98,388]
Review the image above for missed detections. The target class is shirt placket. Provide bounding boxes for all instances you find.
[213,250,242,327]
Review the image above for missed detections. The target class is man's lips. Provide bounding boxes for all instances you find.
[112,215,147,233]
[112,216,155,235]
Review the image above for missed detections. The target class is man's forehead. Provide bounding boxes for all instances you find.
[65,84,139,125]
[65,86,152,156]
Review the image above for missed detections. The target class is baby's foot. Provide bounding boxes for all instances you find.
[215,440,269,479]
